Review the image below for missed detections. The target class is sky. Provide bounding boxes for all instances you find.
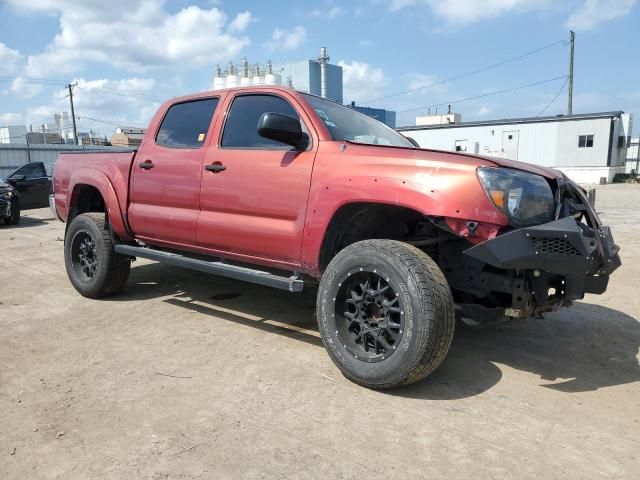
[0,0,639,136]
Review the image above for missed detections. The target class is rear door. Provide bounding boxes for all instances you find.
[6,162,50,209]
[196,92,317,266]
[128,97,219,246]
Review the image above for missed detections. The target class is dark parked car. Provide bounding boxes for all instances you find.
[3,161,52,211]
[0,178,20,225]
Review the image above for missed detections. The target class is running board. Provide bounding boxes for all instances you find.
[114,244,304,292]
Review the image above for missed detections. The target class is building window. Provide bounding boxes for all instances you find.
[455,139,468,152]
[578,134,594,148]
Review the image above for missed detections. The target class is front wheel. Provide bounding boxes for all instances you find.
[64,213,131,298]
[317,239,455,389]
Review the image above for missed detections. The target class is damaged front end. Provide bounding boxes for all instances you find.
[442,178,620,327]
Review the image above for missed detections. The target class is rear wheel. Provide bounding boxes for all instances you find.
[64,213,130,298]
[317,239,455,389]
[4,198,20,225]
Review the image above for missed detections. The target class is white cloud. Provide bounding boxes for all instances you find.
[338,61,389,104]
[389,0,417,12]
[9,77,44,99]
[26,76,159,133]
[358,40,373,47]
[387,0,635,28]
[425,0,550,25]
[7,1,251,76]
[0,113,24,126]
[0,43,22,75]
[405,73,449,96]
[265,26,307,51]
[566,0,635,30]
[229,11,252,32]
[476,105,493,116]
[311,6,345,19]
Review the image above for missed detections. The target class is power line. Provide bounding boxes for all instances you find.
[361,39,567,104]
[536,76,569,117]
[76,115,146,128]
[396,75,569,113]
[0,75,66,85]
[91,85,164,101]
[0,75,163,101]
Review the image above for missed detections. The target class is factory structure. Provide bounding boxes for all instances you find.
[209,48,396,127]
[398,111,633,184]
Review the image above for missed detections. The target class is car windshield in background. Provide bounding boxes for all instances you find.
[302,94,413,148]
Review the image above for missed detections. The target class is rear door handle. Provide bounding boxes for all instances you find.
[205,163,226,173]
[139,160,155,170]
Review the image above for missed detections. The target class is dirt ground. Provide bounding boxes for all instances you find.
[1,184,639,479]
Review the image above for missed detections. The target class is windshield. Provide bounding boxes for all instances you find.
[302,94,413,148]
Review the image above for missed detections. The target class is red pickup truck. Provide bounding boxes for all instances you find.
[51,86,620,389]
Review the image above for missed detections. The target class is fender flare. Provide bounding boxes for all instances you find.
[66,168,132,240]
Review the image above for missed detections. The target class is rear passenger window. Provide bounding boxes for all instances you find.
[222,94,300,149]
[156,98,218,148]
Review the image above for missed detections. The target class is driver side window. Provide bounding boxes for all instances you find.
[13,162,46,179]
[221,94,301,149]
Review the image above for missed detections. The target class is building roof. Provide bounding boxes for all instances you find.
[397,111,626,131]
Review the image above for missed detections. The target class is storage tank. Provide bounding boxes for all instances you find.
[225,61,239,88]
[252,63,264,85]
[212,63,225,90]
[240,57,252,87]
[264,60,281,86]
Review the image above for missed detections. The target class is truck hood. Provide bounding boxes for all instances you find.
[345,141,564,180]
[472,154,564,180]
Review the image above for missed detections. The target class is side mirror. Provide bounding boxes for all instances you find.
[258,112,308,151]
[8,174,26,183]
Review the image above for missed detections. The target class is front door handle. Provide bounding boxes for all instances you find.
[205,163,226,173]
[139,160,155,170]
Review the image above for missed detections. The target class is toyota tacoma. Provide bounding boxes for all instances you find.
[51,86,621,389]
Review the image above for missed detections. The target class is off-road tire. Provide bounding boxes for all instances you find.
[64,213,130,298]
[317,239,455,389]
[4,197,20,225]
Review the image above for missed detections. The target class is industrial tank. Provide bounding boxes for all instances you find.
[264,60,281,86]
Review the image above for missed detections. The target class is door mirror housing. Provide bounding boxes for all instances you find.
[257,112,308,150]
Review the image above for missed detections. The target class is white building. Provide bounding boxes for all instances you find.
[626,137,639,174]
[398,111,633,184]
[0,125,28,144]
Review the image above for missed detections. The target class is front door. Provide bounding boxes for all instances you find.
[196,93,317,267]
[128,97,219,247]
[6,162,50,209]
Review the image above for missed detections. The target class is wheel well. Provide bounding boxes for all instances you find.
[318,203,440,272]
[68,185,105,225]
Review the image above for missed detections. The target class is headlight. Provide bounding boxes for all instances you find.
[477,167,554,227]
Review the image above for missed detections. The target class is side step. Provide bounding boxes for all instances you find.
[114,244,304,292]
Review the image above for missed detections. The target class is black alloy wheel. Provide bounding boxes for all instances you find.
[71,230,99,281]
[336,269,404,362]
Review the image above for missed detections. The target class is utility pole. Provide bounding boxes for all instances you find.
[25,132,31,163]
[67,82,78,145]
[567,30,575,115]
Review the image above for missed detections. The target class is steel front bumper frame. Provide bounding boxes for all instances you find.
[464,216,621,300]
